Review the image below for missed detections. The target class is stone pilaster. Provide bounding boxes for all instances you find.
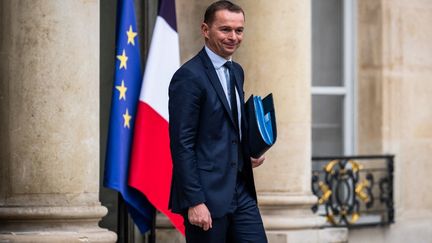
[235,0,347,242]
[0,0,116,242]
[352,0,432,242]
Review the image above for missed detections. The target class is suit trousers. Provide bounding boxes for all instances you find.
[183,173,267,243]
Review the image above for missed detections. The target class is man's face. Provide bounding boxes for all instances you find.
[201,10,245,59]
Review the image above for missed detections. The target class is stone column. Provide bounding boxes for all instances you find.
[160,0,348,242]
[0,1,116,242]
[235,0,347,242]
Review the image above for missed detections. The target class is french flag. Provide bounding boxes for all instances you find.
[128,0,185,235]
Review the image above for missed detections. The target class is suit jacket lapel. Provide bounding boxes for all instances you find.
[198,49,238,129]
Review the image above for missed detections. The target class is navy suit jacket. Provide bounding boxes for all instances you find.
[168,48,257,218]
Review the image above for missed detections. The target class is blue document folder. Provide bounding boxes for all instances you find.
[245,93,277,158]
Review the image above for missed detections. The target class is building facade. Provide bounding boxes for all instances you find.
[1,0,432,242]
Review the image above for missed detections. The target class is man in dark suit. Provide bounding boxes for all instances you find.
[168,1,267,242]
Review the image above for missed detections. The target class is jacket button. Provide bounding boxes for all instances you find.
[232,140,237,144]
[231,162,236,167]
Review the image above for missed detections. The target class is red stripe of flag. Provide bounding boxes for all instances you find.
[129,101,185,234]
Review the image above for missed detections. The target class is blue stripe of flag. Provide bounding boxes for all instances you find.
[159,0,177,31]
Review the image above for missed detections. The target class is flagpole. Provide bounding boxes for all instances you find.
[117,194,129,243]
[149,207,156,243]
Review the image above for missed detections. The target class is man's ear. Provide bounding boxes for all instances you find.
[201,22,209,38]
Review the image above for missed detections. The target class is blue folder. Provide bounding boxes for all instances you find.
[245,93,277,158]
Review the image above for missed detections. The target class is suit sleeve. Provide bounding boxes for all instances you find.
[168,67,205,209]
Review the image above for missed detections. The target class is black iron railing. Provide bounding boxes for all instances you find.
[311,155,394,227]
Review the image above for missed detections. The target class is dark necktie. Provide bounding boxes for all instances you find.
[224,61,243,172]
[224,61,239,131]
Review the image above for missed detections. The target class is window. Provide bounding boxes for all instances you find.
[312,0,357,156]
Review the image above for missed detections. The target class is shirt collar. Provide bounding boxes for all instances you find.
[205,45,232,69]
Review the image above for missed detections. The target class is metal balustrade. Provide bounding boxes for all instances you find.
[311,155,394,227]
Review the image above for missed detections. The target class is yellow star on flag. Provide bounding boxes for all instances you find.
[123,109,132,128]
[117,49,128,70]
[126,25,138,46]
[116,80,127,100]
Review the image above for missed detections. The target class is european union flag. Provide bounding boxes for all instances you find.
[104,0,153,233]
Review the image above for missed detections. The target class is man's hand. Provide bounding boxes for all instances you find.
[251,155,265,168]
[188,203,212,231]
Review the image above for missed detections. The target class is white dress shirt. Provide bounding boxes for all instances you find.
[204,46,242,138]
